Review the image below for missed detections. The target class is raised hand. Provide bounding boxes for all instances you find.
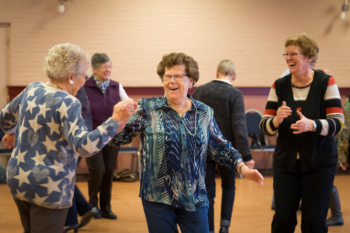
[273,101,292,128]
[290,110,314,134]
[2,134,15,149]
[112,98,139,126]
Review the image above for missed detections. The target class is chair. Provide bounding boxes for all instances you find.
[245,109,275,175]
[119,144,141,181]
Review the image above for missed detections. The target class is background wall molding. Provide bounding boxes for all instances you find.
[8,86,350,101]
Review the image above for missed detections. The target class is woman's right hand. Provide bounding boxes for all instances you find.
[2,134,15,149]
[112,98,139,127]
[339,161,349,171]
[273,101,292,128]
[240,164,264,188]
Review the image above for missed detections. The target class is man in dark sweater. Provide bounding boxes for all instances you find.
[192,60,254,233]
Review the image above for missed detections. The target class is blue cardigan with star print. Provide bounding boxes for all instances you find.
[0,82,119,209]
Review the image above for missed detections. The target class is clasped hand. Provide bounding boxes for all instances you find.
[274,101,314,134]
[112,98,139,128]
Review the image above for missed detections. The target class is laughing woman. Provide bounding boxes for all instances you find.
[259,33,344,233]
[109,52,264,233]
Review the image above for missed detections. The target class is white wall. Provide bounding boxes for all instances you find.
[0,0,349,87]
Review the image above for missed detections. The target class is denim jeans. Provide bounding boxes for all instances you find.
[206,157,236,232]
[142,198,209,233]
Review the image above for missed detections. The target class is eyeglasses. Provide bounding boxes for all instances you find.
[283,53,303,58]
[163,74,188,82]
[78,73,89,81]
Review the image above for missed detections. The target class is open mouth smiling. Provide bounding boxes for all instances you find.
[169,87,178,91]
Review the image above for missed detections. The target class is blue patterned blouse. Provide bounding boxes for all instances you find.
[110,95,243,211]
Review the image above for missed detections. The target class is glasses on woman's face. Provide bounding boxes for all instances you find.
[282,52,303,58]
[78,73,89,81]
[163,74,188,82]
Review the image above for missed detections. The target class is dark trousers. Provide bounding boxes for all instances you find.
[272,160,336,233]
[85,144,119,212]
[142,199,209,233]
[65,185,93,225]
[14,199,68,233]
[205,158,235,232]
[65,157,92,226]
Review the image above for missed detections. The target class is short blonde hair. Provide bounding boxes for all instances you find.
[217,59,236,76]
[43,43,90,82]
[157,52,199,84]
[285,33,319,66]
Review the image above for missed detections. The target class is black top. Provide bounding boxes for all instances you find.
[192,80,253,162]
[273,71,339,171]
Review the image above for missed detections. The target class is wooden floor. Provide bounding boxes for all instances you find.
[0,174,349,233]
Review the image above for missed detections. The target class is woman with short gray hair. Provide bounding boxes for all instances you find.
[84,53,129,220]
[0,43,136,233]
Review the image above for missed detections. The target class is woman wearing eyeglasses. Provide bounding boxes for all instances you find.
[0,43,137,233]
[108,52,264,233]
[84,53,129,220]
[259,33,344,233]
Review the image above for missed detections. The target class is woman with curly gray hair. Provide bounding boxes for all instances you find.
[0,43,137,233]
[109,52,263,233]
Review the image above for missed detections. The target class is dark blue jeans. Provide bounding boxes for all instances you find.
[142,199,209,233]
[206,158,236,232]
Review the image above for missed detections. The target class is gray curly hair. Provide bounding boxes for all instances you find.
[43,43,90,82]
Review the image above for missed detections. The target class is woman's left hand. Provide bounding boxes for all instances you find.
[241,165,264,188]
[290,110,314,134]
[2,134,15,149]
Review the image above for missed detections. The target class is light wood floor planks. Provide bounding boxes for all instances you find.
[0,175,349,233]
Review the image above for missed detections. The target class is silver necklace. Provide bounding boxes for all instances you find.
[46,82,68,94]
[183,98,197,136]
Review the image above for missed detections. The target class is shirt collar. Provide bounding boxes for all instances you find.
[153,95,206,111]
[213,79,232,85]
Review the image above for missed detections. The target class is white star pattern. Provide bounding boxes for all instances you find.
[25,96,38,115]
[28,114,43,132]
[32,193,48,204]
[75,130,88,139]
[61,184,68,196]
[42,135,58,153]
[98,124,109,135]
[13,167,31,188]
[4,118,15,125]
[68,118,79,137]
[31,151,46,166]
[17,117,28,143]
[82,137,100,154]
[37,102,51,118]
[12,111,18,122]
[46,117,60,136]
[16,149,27,166]
[40,177,62,195]
[57,101,70,120]
[65,169,75,185]
[49,160,65,176]
[1,104,10,116]
[26,86,39,98]
[15,189,27,199]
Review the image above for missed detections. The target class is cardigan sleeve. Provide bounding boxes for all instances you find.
[259,82,279,136]
[59,98,120,157]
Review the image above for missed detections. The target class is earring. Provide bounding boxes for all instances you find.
[70,81,73,84]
